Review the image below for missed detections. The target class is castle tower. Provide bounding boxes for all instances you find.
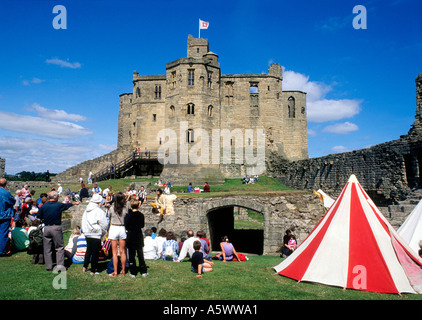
[159,35,225,184]
[114,34,308,184]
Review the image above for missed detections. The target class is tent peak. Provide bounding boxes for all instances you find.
[348,174,359,184]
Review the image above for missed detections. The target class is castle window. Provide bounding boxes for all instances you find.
[288,96,296,118]
[170,105,175,117]
[208,105,213,117]
[171,71,176,89]
[188,69,195,86]
[197,48,199,53]
[226,81,234,105]
[187,103,195,115]
[155,85,161,99]
[153,114,157,121]
[207,71,213,88]
[136,87,141,98]
[186,129,194,143]
[250,82,259,94]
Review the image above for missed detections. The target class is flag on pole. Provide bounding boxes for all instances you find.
[199,19,209,29]
[199,19,209,38]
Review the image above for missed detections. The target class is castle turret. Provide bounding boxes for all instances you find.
[187,34,209,58]
[409,73,422,136]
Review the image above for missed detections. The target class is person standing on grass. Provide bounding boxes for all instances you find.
[81,194,108,275]
[125,198,148,277]
[0,178,16,257]
[108,192,128,277]
[37,191,80,271]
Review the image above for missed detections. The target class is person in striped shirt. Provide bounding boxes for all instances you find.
[72,234,87,265]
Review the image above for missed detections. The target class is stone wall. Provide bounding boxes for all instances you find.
[268,72,422,207]
[65,192,324,255]
[51,146,132,184]
[0,158,5,178]
[268,134,422,206]
[65,191,414,255]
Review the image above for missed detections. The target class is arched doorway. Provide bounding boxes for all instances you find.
[206,203,266,255]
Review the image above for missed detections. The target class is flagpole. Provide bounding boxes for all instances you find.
[198,19,200,38]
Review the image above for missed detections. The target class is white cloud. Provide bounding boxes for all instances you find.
[307,99,362,123]
[22,78,45,86]
[322,121,359,135]
[282,68,362,123]
[30,103,87,122]
[331,145,351,153]
[307,129,317,137]
[0,111,92,139]
[45,58,81,69]
[0,137,114,174]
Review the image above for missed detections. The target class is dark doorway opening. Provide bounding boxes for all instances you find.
[207,206,264,255]
[404,154,416,188]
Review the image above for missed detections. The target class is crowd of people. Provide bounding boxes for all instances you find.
[0,178,247,279]
[241,175,259,184]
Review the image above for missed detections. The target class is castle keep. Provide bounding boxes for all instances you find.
[117,35,308,183]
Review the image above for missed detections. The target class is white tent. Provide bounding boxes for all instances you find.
[275,175,422,294]
[398,199,422,254]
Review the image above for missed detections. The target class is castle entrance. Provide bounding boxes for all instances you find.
[206,205,264,255]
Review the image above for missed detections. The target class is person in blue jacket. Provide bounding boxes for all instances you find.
[187,183,193,193]
[0,178,16,256]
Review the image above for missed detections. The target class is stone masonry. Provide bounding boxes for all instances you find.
[65,189,414,255]
[0,158,5,178]
[268,72,422,209]
[54,35,308,185]
[66,192,325,255]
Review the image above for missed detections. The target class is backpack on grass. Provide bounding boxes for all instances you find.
[27,226,43,254]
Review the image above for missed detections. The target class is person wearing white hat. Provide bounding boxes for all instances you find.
[81,194,108,275]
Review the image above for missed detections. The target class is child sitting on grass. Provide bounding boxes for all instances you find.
[191,240,214,278]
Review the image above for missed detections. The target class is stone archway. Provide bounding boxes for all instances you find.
[201,198,271,255]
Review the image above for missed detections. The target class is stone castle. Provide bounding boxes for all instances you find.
[55,35,308,184]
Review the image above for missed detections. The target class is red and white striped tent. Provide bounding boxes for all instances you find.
[274,174,422,294]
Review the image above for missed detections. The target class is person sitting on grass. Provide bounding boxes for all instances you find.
[10,219,29,252]
[214,236,242,262]
[162,231,179,261]
[191,240,213,277]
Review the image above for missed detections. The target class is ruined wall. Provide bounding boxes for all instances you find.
[0,158,5,178]
[67,192,325,255]
[268,72,422,206]
[52,146,133,184]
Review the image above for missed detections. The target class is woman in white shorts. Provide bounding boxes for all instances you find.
[108,192,128,277]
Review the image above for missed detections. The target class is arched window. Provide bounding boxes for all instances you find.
[208,105,213,117]
[187,103,195,115]
[288,96,295,118]
[170,105,175,117]
[186,129,194,143]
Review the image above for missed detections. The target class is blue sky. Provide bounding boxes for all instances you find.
[0,0,421,174]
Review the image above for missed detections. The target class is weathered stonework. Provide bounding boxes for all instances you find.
[52,146,133,183]
[0,158,5,178]
[66,192,324,255]
[66,190,415,255]
[54,35,308,185]
[268,72,422,208]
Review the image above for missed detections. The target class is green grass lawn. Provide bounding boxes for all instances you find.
[36,176,297,201]
[0,232,421,301]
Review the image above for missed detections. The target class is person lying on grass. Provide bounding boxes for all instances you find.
[191,240,214,278]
